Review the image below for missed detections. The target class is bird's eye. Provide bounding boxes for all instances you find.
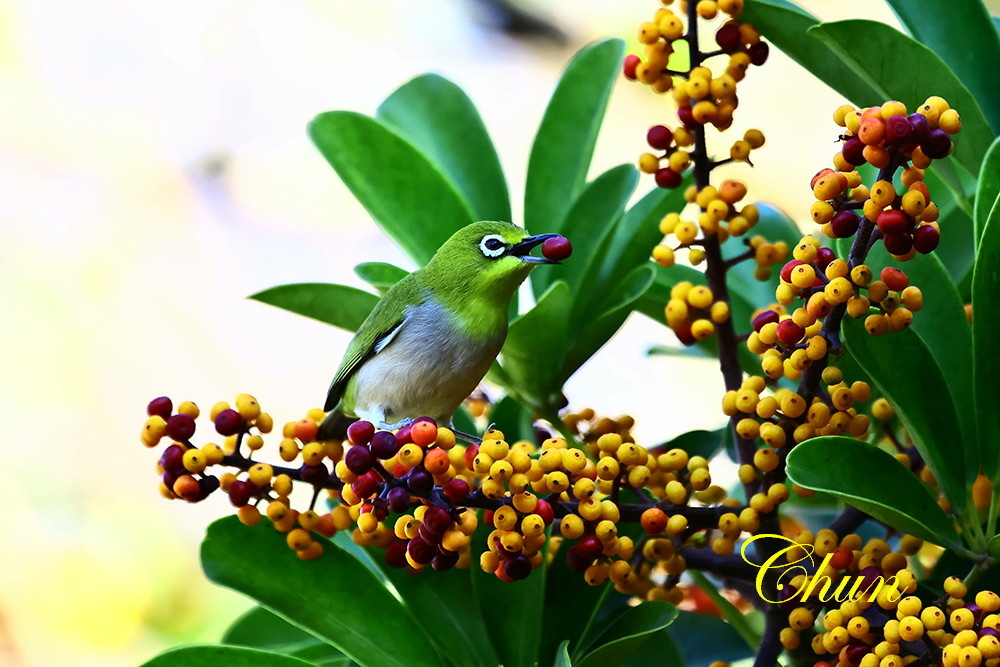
[479,234,507,258]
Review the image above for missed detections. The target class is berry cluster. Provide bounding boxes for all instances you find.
[663,280,731,344]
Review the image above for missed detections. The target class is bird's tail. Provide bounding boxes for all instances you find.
[317,408,356,442]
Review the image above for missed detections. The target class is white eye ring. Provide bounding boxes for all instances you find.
[479,234,507,258]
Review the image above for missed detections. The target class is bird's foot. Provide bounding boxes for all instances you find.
[379,417,413,432]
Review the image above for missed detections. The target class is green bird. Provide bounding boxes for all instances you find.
[317,221,564,441]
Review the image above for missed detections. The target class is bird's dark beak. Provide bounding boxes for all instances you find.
[509,233,560,264]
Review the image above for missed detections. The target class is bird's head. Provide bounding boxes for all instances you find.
[422,221,562,302]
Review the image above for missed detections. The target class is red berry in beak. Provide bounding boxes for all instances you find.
[541,236,573,261]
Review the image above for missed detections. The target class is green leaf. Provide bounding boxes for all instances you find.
[975,138,1000,247]
[142,645,317,667]
[665,611,755,667]
[223,607,352,666]
[469,522,546,667]
[309,111,474,266]
[807,20,991,177]
[535,163,638,300]
[575,601,678,667]
[689,571,759,649]
[353,262,408,296]
[923,166,976,287]
[621,628,683,667]
[786,436,964,551]
[656,428,727,461]
[524,38,625,236]
[376,74,510,222]
[489,395,535,444]
[740,0,882,104]
[973,191,1000,481]
[554,641,573,667]
[884,0,1000,133]
[249,283,378,332]
[373,566,500,667]
[501,281,571,410]
[540,547,612,666]
[201,517,441,667]
[842,319,969,511]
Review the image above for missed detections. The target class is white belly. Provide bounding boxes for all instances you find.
[352,299,504,425]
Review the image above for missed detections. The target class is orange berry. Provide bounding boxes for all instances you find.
[410,419,439,447]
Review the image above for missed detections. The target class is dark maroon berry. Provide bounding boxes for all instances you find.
[654,167,682,189]
[646,125,673,150]
[147,396,173,419]
[160,443,186,474]
[166,413,196,441]
[830,210,861,238]
[677,105,697,129]
[406,536,436,565]
[673,321,696,346]
[385,540,409,568]
[161,469,181,491]
[913,224,940,253]
[884,115,912,145]
[908,113,930,141]
[423,506,452,535]
[715,23,742,53]
[345,445,375,475]
[503,555,532,581]
[352,471,380,499]
[406,467,434,495]
[432,549,460,571]
[815,247,836,270]
[199,475,220,497]
[299,462,329,485]
[565,544,592,572]
[842,137,866,166]
[417,523,440,545]
[442,478,470,504]
[576,535,603,560]
[214,409,243,436]
[752,310,780,332]
[346,420,375,446]
[370,431,400,459]
[858,566,881,590]
[845,643,869,665]
[542,236,573,262]
[748,41,769,66]
[876,209,912,235]
[228,479,253,507]
[921,128,952,159]
[387,486,412,514]
[883,232,913,255]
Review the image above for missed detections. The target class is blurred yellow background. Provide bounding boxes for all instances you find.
[0,0,964,664]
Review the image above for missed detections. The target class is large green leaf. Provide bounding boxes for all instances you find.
[554,641,573,667]
[142,645,316,667]
[540,547,612,666]
[250,283,378,332]
[373,565,500,667]
[740,0,882,104]
[786,436,964,551]
[884,0,1000,133]
[536,163,638,300]
[353,262,408,296]
[842,319,968,510]
[575,601,678,667]
[489,394,535,444]
[309,111,475,266]
[665,611,755,667]
[501,281,572,410]
[975,138,1000,247]
[807,20,991,177]
[201,517,442,667]
[621,627,683,667]
[524,38,625,236]
[376,74,511,222]
[223,607,352,666]
[973,191,1000,481]
[923,166,976,287]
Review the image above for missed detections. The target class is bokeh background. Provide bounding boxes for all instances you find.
[3,1,989,664]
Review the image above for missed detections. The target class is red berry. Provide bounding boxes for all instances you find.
[147,396,173,419]
[749,42,769,66]
[385,540,408,568]
[347,420,375,446]
[214,409,243,436]
[407,536,436,565]
[654,167,682,189]
[884,115,912,145]
[673,321,696,346]
[395,425,413,445]
[423,506,452,535]
[921,129,952,159]
[566,544,592,572]
[160,443,186,474]
[715,23,742,53]
[166,413,196,441]
[228,479,253,507]
[752,309,779,332]
[442,478,471,504]
[432,549,460,571]
[677,105,697,129]
[913,224,940,253]
[880,267,909,291]
[542,236,573,261]
[464,443,480,471]
[810,168,835,189]
[883,232,913,255]
[352,470,381,499]
[623,54,641,80]
[842,138,866,166]
[780,259,804,283]
[830,210,860,238]
[534,499,554,525]
[815,247,836,270]
[876,209,912,235]
[776,319,805,345]
[647,125,673,150]
[576,535,603,559]
[829,545,853,570]
[908,113,930,141]
[484,509,495,528]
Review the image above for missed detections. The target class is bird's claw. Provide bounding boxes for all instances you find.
[379,417,413,431]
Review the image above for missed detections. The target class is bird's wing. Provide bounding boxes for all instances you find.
[323,274,422,412]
